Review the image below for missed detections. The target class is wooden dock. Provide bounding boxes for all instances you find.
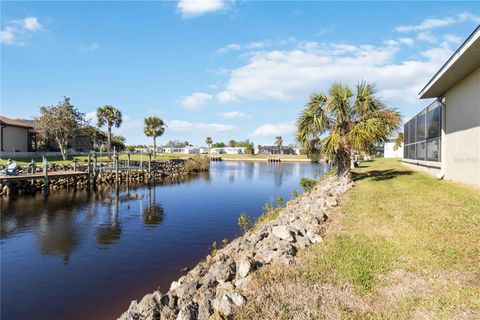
[1,171,87,181]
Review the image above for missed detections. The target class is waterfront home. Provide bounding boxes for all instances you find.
[209,147,245,154]
[163,147,184,154]
[383,136,403,158]
[255,145,295,155]
[0,116,38,153]
[403,26,480,187]
[182,147,200,154]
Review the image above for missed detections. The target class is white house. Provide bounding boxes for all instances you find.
[209,147,245,154]
[383,137,403,158]
[163,147,183,154]
[182,147,200,154]
[0,116,37,153]
[403,26,480,187]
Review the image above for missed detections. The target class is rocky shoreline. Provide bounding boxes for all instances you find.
[0,159,207,196]
[118,175,353,320]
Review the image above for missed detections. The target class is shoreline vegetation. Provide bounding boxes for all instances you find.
[118,158,480,320]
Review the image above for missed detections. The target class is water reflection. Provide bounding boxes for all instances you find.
[1,162,330,320]
[143,187,165,227]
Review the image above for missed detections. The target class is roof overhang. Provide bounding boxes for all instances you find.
[419,25,480,99]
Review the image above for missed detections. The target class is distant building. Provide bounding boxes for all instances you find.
[384,137,403,158]
[404,26,480,187]
[209,147,245,154]
[0,116,38,152]
[182,147,200,154]
[255,146,295,155]
[163,147,184,154]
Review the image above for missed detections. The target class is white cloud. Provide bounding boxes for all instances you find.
[214,39,455,110]
[417,31,437,44]
[177,0,229,18]
[23,17,42,31]
[1,16,42,45]
[167,120,235,134]
[80,43,100,52]
[216,91,237,104]
[179,92,213,109]
[444,34,462,44]
[217,111,250,119]
[0,27,17,44]
[217,43,241,54]
[252,122,296,137]
[396,12,480,32]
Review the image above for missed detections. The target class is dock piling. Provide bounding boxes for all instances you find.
[43,156,49,196]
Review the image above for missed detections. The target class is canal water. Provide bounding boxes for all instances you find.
[1,161,330,320]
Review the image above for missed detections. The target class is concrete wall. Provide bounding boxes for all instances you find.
[1,126,29,152]
[443,66,480,187]
[384,142,403,158]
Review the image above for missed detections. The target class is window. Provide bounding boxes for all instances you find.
[404,101,442,162]
[426,139,441,161]
[416,111,426,141]
[426,106,441,139]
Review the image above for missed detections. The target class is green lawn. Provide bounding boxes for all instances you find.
[238,158,480,319]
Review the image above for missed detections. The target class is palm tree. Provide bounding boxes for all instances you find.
[144,116,166,157]
[228,140,236,148]
[97,105,122,153]
[274,136,283,154]
[206,137,212,149]
[393,132,404,151]
[296,81,400,180]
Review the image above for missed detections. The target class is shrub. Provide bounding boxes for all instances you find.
[299,177,317,192]
[275,195,285,208]
[222,237,229,247]
[211,241,218,256]
[291,189,299,198]
[238,213,252,232]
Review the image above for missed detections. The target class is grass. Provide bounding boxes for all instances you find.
[238,158,480,319]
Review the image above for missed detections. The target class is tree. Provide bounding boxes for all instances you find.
[206,137,212,148]
[81,125,107,151]
[212,142,226,148]
[228,140,236,147]
[245,142,255,155]
[296,81,400,179]
[96,105,122,153]
[393,132,404,151]
[36,97,85,160]
[275,136,283,154]
[111,135,126,151]
[144,116,166,156]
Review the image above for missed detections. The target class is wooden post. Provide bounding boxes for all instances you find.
[114,148,119,185]
[127,152,131,182]
[93,153,97,188]
[73,158,77,171]
[87,154,92,192]
[43,156,49,196]
[148,153,152,174]
[31,159,36,185]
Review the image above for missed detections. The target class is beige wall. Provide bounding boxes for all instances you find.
[443,66,480,187]
[1,126,29,152]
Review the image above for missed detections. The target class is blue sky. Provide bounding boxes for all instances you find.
[1,1,479,146]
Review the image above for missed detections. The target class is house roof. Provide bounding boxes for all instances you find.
[0,115,35,129]
[419,25,480,99]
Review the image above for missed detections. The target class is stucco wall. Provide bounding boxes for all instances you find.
[443,66,480,187]
[1,126,29,152]
[384,142,403,158]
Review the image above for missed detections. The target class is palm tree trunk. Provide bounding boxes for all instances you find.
[107,127,112,153]
[335,149,352,180]
[153,136,156,157]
